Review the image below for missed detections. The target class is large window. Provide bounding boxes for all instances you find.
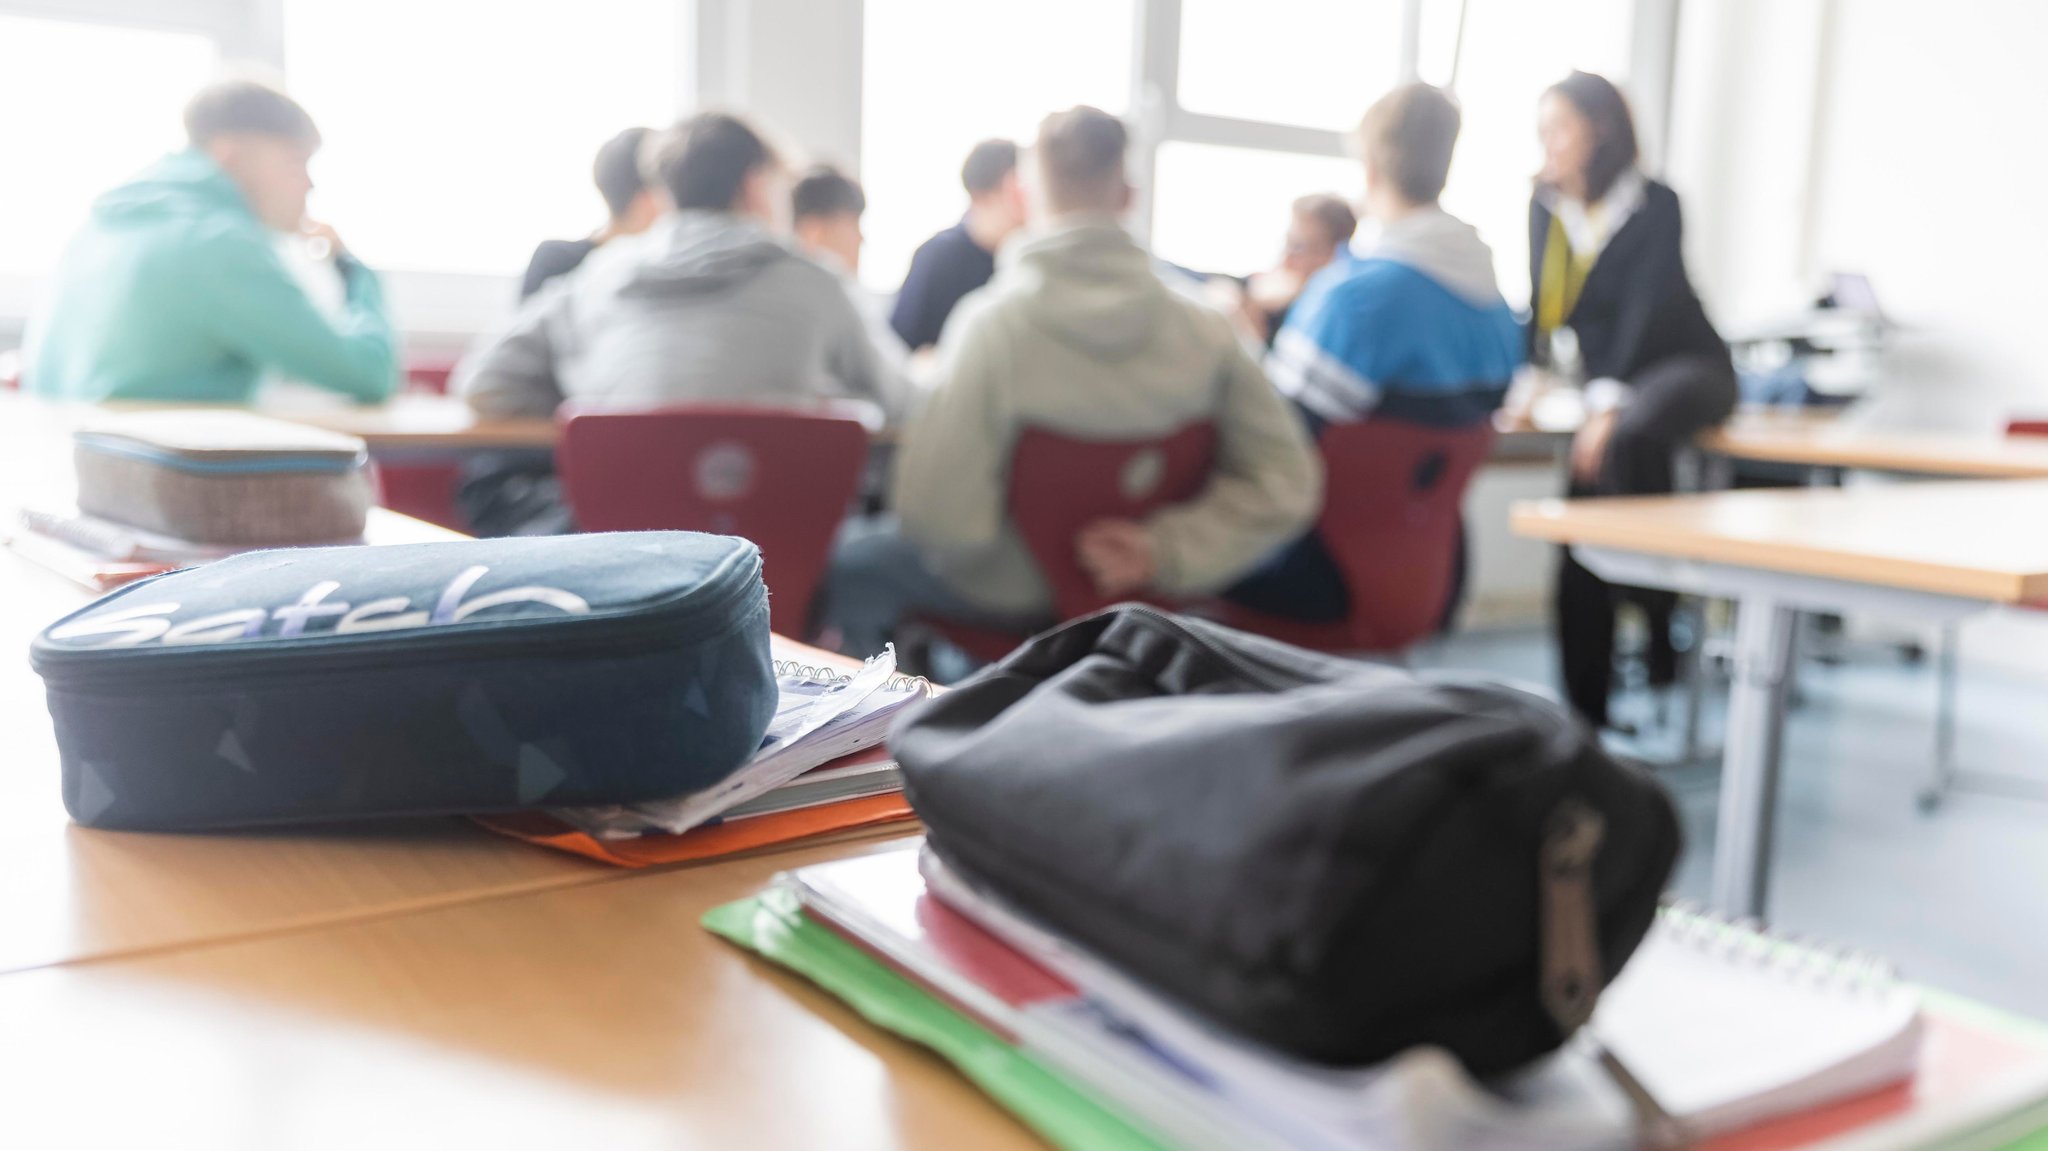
[1150,143,1359,276]
[0,15,218,276]
[282,0,684,276]
[1176,0,1402,132]
[860,0,1135,292]
[1428,0,1635,307]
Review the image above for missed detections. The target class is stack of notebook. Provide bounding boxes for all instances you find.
[5,506,233,590]
[709,841,2048,1151]
[478,649,930,867]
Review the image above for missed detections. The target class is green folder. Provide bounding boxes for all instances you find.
[703,886,1174,1151]
[706,889,2048,1151]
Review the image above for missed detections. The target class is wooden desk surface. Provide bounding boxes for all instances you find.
[276,393,557,451]
[0,836,1037,1150]
[0,538,870,973]
[1512,480,2048,603]
[1700,413,2048,478]
[0,390,557,452]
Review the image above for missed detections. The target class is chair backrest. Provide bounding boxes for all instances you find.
[2008,419,2048,439]
[556,404,870,636]
[1006,423,1219,620]
[1315,419,1496,651]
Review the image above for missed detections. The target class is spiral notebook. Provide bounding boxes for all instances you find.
[547,649,929,840]
[1587,905,1924,1137]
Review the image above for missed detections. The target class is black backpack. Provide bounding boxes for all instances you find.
[891,606,1680,1075]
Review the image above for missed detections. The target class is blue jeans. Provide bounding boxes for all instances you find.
[818,517,1049,659]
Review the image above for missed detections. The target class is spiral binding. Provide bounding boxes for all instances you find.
[773,658,931,697]
[1656,899,1898,993]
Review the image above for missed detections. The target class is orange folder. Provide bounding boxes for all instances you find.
[474,793,916,868]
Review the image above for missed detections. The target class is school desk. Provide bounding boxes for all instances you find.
[1513,481,2048,921]
[1699,418,2048,479]
[0,398,886,971]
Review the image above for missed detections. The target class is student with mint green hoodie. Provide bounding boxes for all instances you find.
[26,80,396,405]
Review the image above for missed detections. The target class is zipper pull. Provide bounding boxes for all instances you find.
[1540,799,1606,1032]
[1541,800,1693,1149]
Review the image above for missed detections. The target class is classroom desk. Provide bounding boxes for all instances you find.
[1698,418,2048,479]
[0,390,555,453]
[0,398,883,971]
[267,392,557,452]
[1513,481,2048,920]
[0,535,886,973]
[0,836,1040,1150]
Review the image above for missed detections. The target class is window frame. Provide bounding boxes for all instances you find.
[1124,0,1673,249]
[0,0,1678,344]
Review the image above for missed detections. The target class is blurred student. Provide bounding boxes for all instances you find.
[888,138,1026,351]
[1227,83,1521,623]
[822,107,1322,657]
[26,79,395,405]
[458,111,901,423]
[1237,193,1358,345]
[519,126,660,299]
[1528,71,1736,729]
[789,165,912,391]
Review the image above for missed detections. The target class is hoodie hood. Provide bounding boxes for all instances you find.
[616,210,796,298]
[998,217,1168,360]
[90,150,256,227]
[1359,207,1503,307]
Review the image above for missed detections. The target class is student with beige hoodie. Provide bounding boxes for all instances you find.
[821,106,1323,657]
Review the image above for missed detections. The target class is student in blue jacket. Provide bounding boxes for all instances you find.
[1230,83,1522,622]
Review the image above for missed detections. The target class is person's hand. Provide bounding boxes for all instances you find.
[1571,409,1618,484]
[300,219,347,260]
[1246,269,1304,313]
[1075,519,1158,598]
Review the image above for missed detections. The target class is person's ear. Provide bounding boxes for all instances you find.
[628,188,661,229]
[738,166,778,223]
[1114,181,1134,214]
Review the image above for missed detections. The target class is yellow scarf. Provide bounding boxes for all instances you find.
[1536,213,1594,339]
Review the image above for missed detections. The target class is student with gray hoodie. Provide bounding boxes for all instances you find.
[457,112,902,424]
[821,106,1323,657]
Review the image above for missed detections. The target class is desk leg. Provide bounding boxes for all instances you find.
[1713,595,1799,921]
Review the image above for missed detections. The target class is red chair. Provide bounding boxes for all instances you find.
[556,404,870,637]
[370,460,469,532]
[912,423,1218,663]
[404,360,459,395]
[2007,419,2048,438]
[364,359,472,529]
[1217,420,1495,654]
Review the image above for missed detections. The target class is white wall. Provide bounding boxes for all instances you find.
[1670,0,2048,679]
[1806,0,2048,431]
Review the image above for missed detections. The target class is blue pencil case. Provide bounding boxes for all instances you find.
[29,532,776,831]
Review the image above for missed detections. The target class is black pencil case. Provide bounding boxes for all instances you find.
[30,532,776,831]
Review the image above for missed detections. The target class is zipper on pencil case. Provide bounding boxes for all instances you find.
[32,552,764,685]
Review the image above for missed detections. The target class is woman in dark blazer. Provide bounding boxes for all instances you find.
[1528,71,1738,729]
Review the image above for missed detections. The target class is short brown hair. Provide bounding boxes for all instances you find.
[1355,84,1460,205]
[1545,71,1639,202]
[1034,106,1127,214]
[184,80,320,149]
[961,139,1018,195]
[593,127,653,219]
[650,111,780,212]
[791,164,866,222]
[1292,193,1358,247]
